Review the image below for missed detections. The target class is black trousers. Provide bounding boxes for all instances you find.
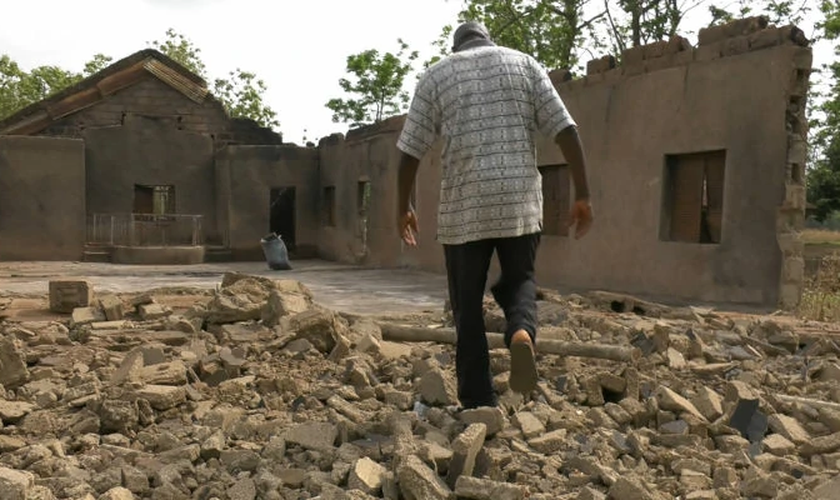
[443,232,541,409]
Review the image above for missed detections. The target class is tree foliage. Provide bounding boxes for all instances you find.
[148,29,279,129]
[806,0,840,220]
[326,39,419,128]
[0,53,112,120]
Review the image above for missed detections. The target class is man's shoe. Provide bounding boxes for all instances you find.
[509,331,538,394]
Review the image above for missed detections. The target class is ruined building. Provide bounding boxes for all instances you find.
[0,18,811,308]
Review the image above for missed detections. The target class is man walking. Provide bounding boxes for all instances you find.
[396,21,593,409]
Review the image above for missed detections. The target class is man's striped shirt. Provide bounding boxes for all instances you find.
[397,45,576,245]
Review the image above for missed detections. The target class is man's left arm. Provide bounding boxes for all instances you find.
[395,75,439,241]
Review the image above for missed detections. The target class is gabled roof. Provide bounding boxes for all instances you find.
[0,48,211,135]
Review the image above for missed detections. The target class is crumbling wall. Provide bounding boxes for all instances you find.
[317,116,406,267]
[322,17,811,308]
[215,144,320,260]
[0,136,86,260]
[36,74,282,147]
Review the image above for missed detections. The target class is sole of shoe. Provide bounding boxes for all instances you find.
[509,340,538,394]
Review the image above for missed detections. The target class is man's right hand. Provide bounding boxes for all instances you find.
[398,210,419,246]
[569,199,593,239]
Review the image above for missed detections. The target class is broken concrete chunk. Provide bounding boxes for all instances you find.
[768,413,810,444]
[0,339,29,388]
[656,386,706,421]
[135,385,186,411]
[454,475,526,500]
[397,454,452,500]
[446,422,487,489]
[691,387,724,421]
[512,411,545,439]
[460,407,505,436]
[99,294,124,321]
[419,367,458,406]
[528,429,568,454]
[0,467,34,500]
[138,302,168,320]
[284,422,338,451]
[348,456,387,495]
[70,306,105,327]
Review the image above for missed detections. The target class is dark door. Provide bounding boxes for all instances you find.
[133,185,154,214]
[269,187,296,250]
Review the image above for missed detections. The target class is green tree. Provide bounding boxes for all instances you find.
[806,0,840,221]
[453,0,605,70]
[213,69,279,129]
[326,39,419,128]
[148,28,207,78]
[0,53,112,120]
[148,29,279,129]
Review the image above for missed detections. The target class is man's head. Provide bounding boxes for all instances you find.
[452,21,494,52]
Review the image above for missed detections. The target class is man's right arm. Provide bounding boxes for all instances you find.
[554,125,589,201]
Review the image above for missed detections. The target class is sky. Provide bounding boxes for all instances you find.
[0,0,831,144]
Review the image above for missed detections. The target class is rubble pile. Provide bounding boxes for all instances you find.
[0,274,838,499]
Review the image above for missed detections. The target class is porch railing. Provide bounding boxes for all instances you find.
[87,213,204,247]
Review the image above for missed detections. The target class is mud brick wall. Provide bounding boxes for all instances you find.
[37,74,282,147]
[319,17,813,308]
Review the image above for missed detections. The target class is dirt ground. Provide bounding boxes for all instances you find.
[0,260,449,321]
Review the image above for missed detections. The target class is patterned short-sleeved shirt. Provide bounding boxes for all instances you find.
[397,45,576,246]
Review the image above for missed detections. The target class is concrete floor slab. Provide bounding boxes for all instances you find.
[0,260,448,316]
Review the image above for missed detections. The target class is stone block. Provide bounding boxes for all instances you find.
[643,40,668,60]
[134,385,186,411]
[780,25,810,47]
[455,476,526,500]
[762,433,795,456]
[698,24,728,46]
[691,387,724,421]
[139,303,167,320]
[283,421,338,451]
[656,386,706,421]
[548,69,572,87]
[528,429,568,454]
[0,339,29,388]
[99,294,124,321]
[722,36,750,57]
[348,456,387,495]
[749,28,781,50]
[512,411,545,439]
[49,279,94,313]
[71,306,105,327]
[460,407,505,436]
[397,454,452,500]
[768,413,810,444]
[586,55,616,75]
[621,46,645,66]
[419,367,458,406]
[666,35,692,53]
[0,467,34,500]
[446,423,487,489]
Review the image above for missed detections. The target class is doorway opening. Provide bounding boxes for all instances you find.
[269,187,296,250]
[134,184,175,214]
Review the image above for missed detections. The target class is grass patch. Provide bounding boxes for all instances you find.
[799,252,840,321]
[802,229,840,246]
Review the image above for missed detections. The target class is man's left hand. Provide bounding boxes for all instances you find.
[398,210,419,246]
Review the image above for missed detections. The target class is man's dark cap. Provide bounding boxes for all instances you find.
[452,21,492,49]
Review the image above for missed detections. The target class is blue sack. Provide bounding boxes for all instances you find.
[260,232,292,270]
